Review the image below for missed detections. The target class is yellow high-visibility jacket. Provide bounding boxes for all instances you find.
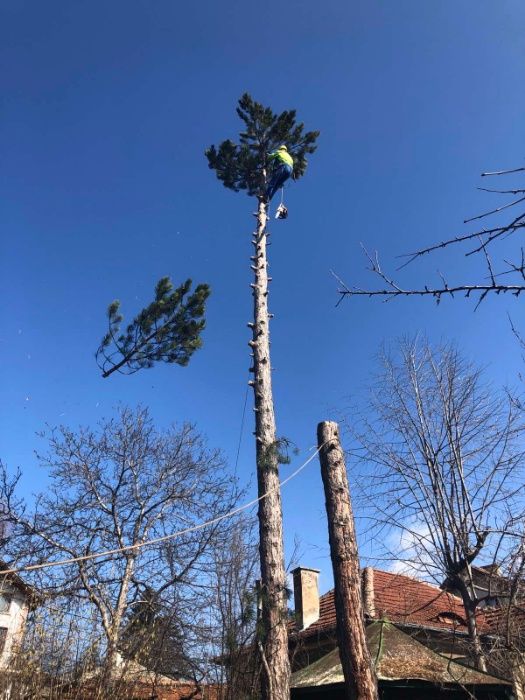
[268,148,294,168]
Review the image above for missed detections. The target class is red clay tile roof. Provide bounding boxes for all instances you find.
[292,568,486,639]
[75,680,220,700]
[483,604,525,635]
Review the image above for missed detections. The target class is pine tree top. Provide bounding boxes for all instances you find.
[205,93,320,197]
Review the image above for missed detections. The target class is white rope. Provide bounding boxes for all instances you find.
[2,444,325,577]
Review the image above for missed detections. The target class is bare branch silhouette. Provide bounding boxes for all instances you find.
[336,165,525,308]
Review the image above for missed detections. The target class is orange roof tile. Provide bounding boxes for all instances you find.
[292,568,487,639]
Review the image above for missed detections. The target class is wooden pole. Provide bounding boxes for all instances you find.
[317,421,378,700]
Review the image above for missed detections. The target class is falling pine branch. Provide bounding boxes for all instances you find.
[96,277,210,378]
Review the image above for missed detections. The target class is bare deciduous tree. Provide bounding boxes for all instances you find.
[351,338,525,670]
[206,518,260,700]
[0,406,242,696]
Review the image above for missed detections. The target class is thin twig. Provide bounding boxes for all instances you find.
[464,195,525,224]
[481,167,525,177]
[477,187,525,195]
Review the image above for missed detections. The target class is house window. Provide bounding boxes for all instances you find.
[0,628,7,654]
[483,596,499,608]
[435,611,466,626]
[0,595,10,614]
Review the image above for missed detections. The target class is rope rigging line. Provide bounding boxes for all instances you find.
[234,383,249,474]
[2,442,326,577]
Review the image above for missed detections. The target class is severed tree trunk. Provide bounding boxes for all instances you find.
[318,421,378,700]
[249,196,290,700]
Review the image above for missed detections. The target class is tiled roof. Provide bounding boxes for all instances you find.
[292,568,485,639]
[483,605,525,634]
[0,560,32,595]
[76,682,220,700]
[291,621,509,688]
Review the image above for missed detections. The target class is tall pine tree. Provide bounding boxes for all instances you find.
[206,94,319,700]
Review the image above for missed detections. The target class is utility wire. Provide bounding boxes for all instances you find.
[2,443,326,577]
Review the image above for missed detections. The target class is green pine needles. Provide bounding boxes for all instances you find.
[96,277,210,378]
[205,93,319,197]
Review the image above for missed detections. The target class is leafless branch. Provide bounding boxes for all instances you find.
[335,165,525,311]
[481,167,525,177]
[332,254,525,306]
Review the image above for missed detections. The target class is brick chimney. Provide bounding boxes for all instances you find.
[292,567,320,630]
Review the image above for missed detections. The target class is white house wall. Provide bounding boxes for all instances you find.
[0,584,29,669]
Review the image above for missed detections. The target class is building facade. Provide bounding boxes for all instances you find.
[0,564,34,669]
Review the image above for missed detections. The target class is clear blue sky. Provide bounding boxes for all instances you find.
[2,0,524,593]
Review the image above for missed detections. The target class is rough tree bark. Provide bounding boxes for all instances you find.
[452,571,488,672]
[318,421,378,700]
[249,195,290,700]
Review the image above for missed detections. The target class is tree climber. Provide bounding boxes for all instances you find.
[265,145,294,202]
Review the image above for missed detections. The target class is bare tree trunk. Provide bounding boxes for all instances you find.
[100,556,136,697]
[318,421,378,700]
[458,587,488,672]
[250,196,290,700]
